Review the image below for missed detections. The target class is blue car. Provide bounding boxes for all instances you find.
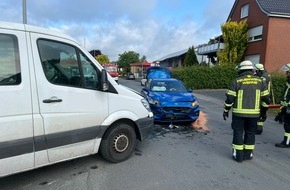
[141,77,200,123]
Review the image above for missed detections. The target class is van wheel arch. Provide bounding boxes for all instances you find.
[100,121,138,163]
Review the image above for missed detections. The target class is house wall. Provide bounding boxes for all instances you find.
[228,0,268,67]
[266,17,290,72]
[228,0,290,72]
[159,55,185,68]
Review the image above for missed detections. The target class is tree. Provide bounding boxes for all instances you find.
[96,54,110,65]
[140,55,147,62]
[183,46,199,66]
[89,49,102,59]
[218,19,248,66]
[117,51,141,73]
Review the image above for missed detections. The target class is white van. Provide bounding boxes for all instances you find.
[0,21,154,177]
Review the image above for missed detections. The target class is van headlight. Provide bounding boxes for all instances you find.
[141,98,151,112]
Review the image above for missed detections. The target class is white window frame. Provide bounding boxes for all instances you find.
[245,54,260,64]
[241,4,249,18]
[248,25,263,42]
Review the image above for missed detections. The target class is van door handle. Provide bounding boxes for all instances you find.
[43,98,62,103]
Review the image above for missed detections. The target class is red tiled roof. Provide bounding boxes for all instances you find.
[130,62,152,66]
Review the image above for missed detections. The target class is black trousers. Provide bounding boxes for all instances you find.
[231,115,259,148]
[284,113,290,133]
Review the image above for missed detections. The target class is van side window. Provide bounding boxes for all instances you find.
[0,34,21,85]
[38,39,100,89]
[79,52,100,89]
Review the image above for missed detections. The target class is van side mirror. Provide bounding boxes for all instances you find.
[101,69,109,91]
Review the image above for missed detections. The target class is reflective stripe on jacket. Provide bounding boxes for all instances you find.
[281,82,290,106]
[224,71,270,118]
[260,71,271,93]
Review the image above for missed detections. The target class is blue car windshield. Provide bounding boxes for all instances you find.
[150,80,187,92]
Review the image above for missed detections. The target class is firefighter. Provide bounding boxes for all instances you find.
[254,63,272,135]
[275,63,290,148]
[223,60,270,162]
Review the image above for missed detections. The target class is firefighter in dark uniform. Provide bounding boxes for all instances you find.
[254,63,272,135]
[275,63,290,148]
[223,60,270,162]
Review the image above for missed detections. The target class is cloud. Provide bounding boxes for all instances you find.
[0,0,235,62]
[200,0,235,35]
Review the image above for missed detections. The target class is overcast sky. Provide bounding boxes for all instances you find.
[0,0,235,62]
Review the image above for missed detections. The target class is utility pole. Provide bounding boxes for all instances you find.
[23,0,27,24]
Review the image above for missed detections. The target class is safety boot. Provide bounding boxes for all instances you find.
[275,136,290,148]
[232,149,243,163]
[243,150,253,160]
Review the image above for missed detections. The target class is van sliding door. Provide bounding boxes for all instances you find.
[0,31,34,176]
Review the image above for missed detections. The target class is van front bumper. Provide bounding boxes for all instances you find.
[136,117,154,140]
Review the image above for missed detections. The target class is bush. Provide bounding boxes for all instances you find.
[172,65,237,89]
[270,72,286,104]
[172,65,286,104]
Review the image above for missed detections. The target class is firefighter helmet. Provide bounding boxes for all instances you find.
[281,63,290,72]
[237,60,254,70]
[255,63,264,71]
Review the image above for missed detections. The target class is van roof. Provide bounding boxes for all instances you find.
[0,21,76,42]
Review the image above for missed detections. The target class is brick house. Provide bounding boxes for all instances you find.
[228,0,290,72]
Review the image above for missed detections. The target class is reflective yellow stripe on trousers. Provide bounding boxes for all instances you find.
[232,144,244,150]
[244,144,255,150]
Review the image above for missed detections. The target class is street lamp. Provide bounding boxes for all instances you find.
[23,0,27,24]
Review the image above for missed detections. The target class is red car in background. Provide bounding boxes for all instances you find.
[103,63,118,83]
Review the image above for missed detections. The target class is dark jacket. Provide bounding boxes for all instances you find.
[257,70,271,92]
[224,71,270,118]
[281,79,290,106]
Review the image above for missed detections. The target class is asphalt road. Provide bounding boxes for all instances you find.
[1,78,289,190]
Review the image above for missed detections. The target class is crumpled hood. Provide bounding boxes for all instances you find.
[147,66,171,79]
[150,91,196,105]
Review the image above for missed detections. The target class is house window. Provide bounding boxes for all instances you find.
[241,4,249,18]
[245,54,260,64]
[248,25,263,42]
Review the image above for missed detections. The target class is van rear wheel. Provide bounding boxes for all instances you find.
[100,123,136,163]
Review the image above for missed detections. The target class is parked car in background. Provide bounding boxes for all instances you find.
[141,66,199,123]
[126,72,135,80]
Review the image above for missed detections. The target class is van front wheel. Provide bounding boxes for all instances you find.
[100,123,136,163]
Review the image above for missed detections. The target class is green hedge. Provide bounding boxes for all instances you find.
[270,72,286,104]
[172,65,286,104]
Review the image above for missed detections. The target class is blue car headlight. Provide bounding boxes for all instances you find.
[147,96,160,106]
[191,100,199,107]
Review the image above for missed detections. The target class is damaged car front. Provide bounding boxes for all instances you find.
[141,78,200,123]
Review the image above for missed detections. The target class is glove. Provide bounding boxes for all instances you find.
[259,108,267,122]
[275,106,285,124]
[274,112,283,124]
[223,111,229,121]
[260,114,267,122]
